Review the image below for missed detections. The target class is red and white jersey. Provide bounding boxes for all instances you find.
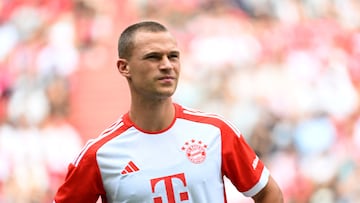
[54,103,269,203]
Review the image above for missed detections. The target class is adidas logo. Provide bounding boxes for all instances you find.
[121,161,139,175]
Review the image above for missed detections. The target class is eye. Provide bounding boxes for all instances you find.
[145,54,160,60]
[168,53,179,60]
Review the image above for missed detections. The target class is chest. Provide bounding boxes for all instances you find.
[96,122,223,202]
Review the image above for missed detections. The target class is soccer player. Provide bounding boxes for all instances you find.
[53,21,283,203]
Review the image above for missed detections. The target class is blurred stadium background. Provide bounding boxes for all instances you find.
[1,0,360,202]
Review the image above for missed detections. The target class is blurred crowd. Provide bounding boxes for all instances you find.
[1,0,360,202]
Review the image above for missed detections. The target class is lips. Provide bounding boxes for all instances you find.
[158,76,175,80]
[157,76,176,84]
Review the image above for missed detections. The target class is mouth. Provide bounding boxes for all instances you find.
[158,76,176,83]
[160,76,174,79]
[158,75,175,80]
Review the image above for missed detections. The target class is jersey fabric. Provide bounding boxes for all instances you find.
[54,103,269,203]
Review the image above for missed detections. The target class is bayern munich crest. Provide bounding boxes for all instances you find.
[181,139,207,164]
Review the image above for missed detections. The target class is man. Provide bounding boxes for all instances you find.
[54,21,283,203]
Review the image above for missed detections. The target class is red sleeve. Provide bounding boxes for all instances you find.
[221,123,268,196]
[54,149,106,203]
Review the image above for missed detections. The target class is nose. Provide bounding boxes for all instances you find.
[159,55,173,70]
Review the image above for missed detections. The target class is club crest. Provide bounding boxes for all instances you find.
[181,139,207,164]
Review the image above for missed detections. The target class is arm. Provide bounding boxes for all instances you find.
[252,175,284,203]
[220,121,283,201]
[54,148,106,203]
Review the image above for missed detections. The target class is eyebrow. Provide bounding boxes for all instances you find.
[142,50,180,59]
[169,51,180,56]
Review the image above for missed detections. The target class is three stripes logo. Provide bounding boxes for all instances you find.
[121,161,139,175]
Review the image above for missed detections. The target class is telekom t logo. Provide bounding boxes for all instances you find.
[150,173,189,203]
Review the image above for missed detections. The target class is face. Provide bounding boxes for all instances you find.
[117,31,180,100]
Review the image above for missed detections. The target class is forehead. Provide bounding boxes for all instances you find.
[132,31,179,53]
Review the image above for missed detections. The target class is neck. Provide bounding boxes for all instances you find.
[129,98,175,132]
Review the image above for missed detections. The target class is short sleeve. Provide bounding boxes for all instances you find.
[221,123,269,197]
[54,150,106,202]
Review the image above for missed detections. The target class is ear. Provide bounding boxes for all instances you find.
[117,59,130,77]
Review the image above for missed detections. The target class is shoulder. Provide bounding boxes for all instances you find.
[176,103,222,121]
[175,103,241,135]
[73,116,130,166]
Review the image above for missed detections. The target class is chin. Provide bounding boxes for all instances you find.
[156,90,175,99]
[160,87,176,95]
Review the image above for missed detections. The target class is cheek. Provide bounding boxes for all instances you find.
[175,66,181,77]
[170,62,180,72]
[130,69,152,84]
